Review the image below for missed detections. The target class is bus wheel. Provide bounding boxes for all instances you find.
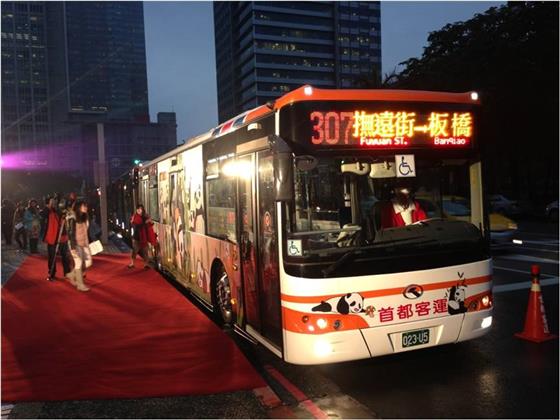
[215,269,233,325]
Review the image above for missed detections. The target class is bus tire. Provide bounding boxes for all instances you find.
[213,264,233,326]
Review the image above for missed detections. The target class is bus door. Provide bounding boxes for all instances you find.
[168,168,185,276]
[238,151,282,347]
[238,154,260,331]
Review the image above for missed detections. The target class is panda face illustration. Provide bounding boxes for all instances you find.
[345,293,363,313]
[453,287,465,302]
[312,292,365,315]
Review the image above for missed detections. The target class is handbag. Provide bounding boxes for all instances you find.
[83,246,93,268]
[89,240,104,256]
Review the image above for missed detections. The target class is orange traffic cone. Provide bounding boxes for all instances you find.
[515,265,558,343]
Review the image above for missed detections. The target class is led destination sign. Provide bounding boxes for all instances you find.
[309,110,473,148]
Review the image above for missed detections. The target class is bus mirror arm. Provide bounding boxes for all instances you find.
[269,135,294,202]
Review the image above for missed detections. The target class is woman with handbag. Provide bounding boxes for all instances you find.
[67,201,91,291]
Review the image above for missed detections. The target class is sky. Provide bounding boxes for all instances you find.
[144,1,503,143]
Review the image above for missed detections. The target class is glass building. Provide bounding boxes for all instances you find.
[1,1,51,154]
[213,1,382,122]
[48,1,149,123]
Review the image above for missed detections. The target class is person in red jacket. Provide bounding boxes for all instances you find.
[380,182,427,229]
[128,204,157,269]
[43,196,72,281]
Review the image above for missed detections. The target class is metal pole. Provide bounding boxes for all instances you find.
[97,123,108,244]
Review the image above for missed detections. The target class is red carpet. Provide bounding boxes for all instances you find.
[1,253,265,402]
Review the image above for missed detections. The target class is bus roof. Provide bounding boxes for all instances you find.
[273,85,481,109]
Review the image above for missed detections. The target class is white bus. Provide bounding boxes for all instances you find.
[116,86,493,364]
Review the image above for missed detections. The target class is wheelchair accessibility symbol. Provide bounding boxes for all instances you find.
[395,154,416,178]
[287,239,302,257]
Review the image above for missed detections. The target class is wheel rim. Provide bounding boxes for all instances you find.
[216,272,232,324]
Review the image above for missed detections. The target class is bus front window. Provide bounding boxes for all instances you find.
[288,156,487,258]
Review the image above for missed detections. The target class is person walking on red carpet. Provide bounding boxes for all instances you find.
[128,204,154,269]
[44,196,72,281]
[67,200,91,292]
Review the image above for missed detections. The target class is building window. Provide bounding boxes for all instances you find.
[255,40,333,54]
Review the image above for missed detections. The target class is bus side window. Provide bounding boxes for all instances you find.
[206,157,237,242]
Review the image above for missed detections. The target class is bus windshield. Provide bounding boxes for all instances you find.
[287,155,486,258]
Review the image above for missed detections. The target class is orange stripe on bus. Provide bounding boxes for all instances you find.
[281,275,491,304]
[282,306,369,334]
[245,105,273,123]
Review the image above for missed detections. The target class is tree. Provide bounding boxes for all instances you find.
[353,66,400,89]
[389,2,559,205]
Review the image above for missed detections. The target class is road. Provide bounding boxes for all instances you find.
[238,219,559,419]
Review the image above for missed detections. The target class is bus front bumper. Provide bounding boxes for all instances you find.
[283,309,493,365]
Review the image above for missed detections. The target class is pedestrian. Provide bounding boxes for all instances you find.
[43,196,72,281]
[23,199,41,253]
[67,200,91,292]
[39,196,50,239]
[128,204,151,269]
[1,199,15,245]
[13,202,27,252]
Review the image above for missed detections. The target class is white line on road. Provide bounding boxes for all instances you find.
[493,277,559,293]
[518,239,559,246]
[493,265,557,277]
[495,254,559,265]
[515,245,559,254]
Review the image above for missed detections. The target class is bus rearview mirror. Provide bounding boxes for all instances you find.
[268,135,294,202]
[274,152,294,202]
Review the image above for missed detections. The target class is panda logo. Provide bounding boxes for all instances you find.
[447,285,467,315]
[312,293,365,315]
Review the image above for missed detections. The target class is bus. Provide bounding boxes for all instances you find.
[110,86,493,365]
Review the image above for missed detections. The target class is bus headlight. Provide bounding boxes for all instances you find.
[314,340,332,357]
[316,318,327,329]
[481,316,492,329]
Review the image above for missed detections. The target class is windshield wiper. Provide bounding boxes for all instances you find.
[321,248,362,278]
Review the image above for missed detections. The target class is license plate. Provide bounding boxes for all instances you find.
[402,329,430,348]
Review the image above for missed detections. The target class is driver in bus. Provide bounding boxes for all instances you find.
[380,180,427,228]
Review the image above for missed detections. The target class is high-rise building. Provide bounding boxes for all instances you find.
[1,2,51,154]
[47,1,149,123]
[1,1,176,187]
[213,1,382,122]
